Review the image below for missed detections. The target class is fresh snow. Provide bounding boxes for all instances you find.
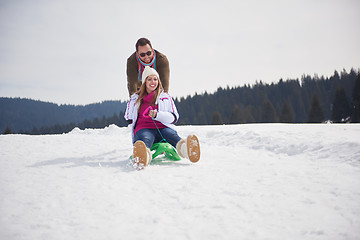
[1,124,360,240]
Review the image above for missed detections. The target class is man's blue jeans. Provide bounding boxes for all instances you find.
[133,128,181,149]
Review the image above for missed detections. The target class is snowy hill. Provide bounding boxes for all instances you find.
[1,124,360,240]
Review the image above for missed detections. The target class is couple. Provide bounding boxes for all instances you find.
[125,38,200,168]
[125,66,200,168]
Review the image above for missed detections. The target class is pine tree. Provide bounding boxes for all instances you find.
[261,99,277,123]
[92,117,101,128]
[244,106,256,123]
[351,74,360,122]
[230,105,245,124]
[279,101,295,123]
[211,111,223,125]
[108,113,119,126]
[331,86,351,123]
[197,111,207,125]
[31,127,40,135]
[102,115,108,127]
[307,93,324,123]
[3,127,12,134]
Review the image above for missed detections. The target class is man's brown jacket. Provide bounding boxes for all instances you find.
[126,50,169,96]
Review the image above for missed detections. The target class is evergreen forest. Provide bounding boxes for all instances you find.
[175,69,359,125]
[1,68,359,135]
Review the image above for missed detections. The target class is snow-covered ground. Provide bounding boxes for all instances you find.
[1,124,359,240]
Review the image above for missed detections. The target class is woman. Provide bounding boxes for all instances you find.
[125,66,200,167]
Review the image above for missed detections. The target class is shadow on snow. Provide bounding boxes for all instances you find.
[28,150,191,171]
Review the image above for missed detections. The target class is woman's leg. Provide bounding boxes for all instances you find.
[133,129,157,148]
[157,128,181,148]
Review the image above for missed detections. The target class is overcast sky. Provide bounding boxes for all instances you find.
[1,0,359,105]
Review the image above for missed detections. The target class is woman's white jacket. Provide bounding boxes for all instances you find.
[124,91,179,140]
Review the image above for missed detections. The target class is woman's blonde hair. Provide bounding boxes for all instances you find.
[136,75,163,111]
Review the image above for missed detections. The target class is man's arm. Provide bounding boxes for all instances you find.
[126,53,139,96]
[156,52,170,92]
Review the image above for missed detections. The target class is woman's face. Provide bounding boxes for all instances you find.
[146,75,159,94]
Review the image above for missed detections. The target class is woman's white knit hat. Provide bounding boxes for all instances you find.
[141,66,160,84]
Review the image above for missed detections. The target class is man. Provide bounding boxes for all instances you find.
[126,38,170,96]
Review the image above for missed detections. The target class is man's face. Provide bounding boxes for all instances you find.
[137,44,154,64]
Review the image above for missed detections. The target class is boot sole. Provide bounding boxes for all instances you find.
[133,141,148,167]
[187,135,200,163]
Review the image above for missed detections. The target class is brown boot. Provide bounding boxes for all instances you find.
[133,141,152,169]
[176,135,200,163]
[187,134,200,163]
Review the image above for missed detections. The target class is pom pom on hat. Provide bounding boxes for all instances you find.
[141,66,160,84]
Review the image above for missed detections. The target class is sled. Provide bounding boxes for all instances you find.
[130,142,181,162]
[150,142,181,161]
[130,106,182,166]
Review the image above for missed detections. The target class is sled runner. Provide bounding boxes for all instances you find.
[130,142,181,161]
[151,142,181,161]
[130,141,181,169]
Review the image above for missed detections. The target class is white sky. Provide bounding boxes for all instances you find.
[0,0,359,105]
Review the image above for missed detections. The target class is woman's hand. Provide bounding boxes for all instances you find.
[149,109,157,118]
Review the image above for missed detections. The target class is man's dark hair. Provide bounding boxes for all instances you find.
[136,38,153,51]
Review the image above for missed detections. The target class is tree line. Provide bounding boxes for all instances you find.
[175,68,359,125]
[2,68,359,135]
[0,98,127,133]
[3,113,128,135]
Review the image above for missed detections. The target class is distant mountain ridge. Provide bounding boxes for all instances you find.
[0,98,127,132]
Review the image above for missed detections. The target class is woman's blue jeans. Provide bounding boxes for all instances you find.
[133,128,181,149]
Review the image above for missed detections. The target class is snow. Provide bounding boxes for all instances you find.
[1,124,360,240]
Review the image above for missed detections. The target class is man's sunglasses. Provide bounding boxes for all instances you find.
[139,51,152,57]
